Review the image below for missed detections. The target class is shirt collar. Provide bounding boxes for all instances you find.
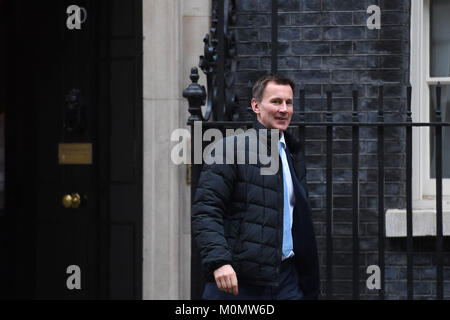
[279,134,286,149]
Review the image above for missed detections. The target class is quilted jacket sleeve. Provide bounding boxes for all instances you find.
[192,159,237,279]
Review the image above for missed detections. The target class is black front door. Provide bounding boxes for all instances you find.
[2,0,143,299]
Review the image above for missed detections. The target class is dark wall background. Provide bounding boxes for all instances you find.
[228,0,450,299]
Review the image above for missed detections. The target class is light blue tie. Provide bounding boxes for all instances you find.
[279,141,293,259]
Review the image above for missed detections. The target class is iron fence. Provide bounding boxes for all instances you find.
[183,0,450,300]
[185,71,450,299]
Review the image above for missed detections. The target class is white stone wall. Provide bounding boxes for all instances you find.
[142,0,209,299]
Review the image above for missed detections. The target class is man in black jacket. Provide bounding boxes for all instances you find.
[192,74,320,300]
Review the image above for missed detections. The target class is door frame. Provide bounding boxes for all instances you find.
[1,0,143,299]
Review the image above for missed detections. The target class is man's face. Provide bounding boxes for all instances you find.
[251,81,294,132]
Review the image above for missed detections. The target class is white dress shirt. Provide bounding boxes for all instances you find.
[279,134,295,260]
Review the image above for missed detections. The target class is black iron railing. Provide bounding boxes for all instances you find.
[185,69,450,299]
[183,0,449,300]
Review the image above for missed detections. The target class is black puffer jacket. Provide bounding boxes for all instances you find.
[192,120,320,299]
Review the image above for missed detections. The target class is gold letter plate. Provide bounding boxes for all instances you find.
[58,143,93,165]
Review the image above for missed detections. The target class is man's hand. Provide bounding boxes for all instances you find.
[213,264,239,296]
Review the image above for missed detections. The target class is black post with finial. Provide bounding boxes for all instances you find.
[183,66,206,299]
[184,67,206,125]
[351,84,360,300]
[377,81,385,300]
[325,85,334,300]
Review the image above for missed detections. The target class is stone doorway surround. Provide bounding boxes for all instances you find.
[143,0,210,299]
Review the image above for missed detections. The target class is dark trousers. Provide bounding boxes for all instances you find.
[202,259,303,300]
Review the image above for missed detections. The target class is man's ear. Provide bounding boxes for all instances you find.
[251,98,260,115]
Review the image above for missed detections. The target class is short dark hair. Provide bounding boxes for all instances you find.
[252,73,295,102]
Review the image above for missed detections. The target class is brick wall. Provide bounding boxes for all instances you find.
[229,0,450,299]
